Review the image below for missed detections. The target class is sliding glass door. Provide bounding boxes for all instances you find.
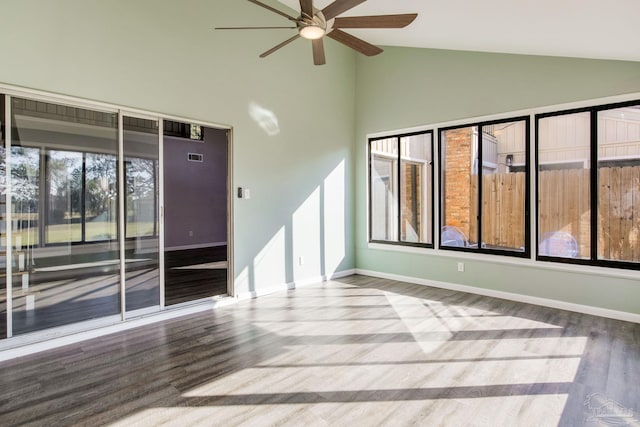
[1,91,230,342]
[9,97,121,335]
[163,122,228,305]
[1,94,6,339]
[123,116,161,315]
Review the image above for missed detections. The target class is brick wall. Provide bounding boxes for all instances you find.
[443,128,474,240]
[401,163,422,240]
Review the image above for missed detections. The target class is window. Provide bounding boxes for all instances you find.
[43,150,119,244]
[368,97,637,271]
[11,146,40,246]
[536,101,640,268]
[440,118,530,256]
[369,131,433,247]
[597,104,640,265]
[536,111,590,260]
[163,120,204,141]
[85,153,118,242]
[125,158,158,238]
[46,150,84,243]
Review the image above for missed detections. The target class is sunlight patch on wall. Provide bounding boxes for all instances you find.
[254,226,287,289]
[249,101,280,136]
[293,187,321,282]
[235,265,250,295]
[323,160,346,276]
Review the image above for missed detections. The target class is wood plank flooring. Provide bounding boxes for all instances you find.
[0,274,639,426]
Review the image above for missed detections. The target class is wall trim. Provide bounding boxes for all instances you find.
[365,91,640,140]
[355,268,640,324]
[236,269,357,301]
[366,242,640,280]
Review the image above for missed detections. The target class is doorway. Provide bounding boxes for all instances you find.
[162,122,229,305]
[1,89,232,345]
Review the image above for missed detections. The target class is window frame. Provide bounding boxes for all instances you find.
[368,130,435,249]
[535,99,640,270]
[438,116,531,258]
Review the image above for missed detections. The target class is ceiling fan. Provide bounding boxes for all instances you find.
[215,0,418,65]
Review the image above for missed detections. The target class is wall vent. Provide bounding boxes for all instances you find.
[188,153,204,162]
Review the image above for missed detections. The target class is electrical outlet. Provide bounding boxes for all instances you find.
[457,262,465,272]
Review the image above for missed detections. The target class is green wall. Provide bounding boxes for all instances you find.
[354,46,640,315]
[0,0,357,295]
[1,0,638,315]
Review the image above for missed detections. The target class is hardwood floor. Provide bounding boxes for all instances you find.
[0,274,638,426]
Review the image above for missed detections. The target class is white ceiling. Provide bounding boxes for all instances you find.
[278,0,640,62]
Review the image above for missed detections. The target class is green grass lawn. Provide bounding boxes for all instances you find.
[9,221,156,246]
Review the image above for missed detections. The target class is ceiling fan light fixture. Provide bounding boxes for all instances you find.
[299,24,325,40]
[219,0,419,65]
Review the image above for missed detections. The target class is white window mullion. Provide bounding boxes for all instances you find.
[5,95,13,338]
[158,119,165,309]
[117,111,126,321]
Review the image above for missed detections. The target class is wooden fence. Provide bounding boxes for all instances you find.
[465,166,639,261]
[469,172,526,250]
[537,169,590,258]
[598,166,640,262]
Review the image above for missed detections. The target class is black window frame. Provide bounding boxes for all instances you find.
[535,99,640,270]
[368,130,435,249]
[438,116,531,258]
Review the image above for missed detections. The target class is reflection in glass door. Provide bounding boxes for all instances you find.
[123,116,160,315]
[1,92,231,343]
[9,97,121,335]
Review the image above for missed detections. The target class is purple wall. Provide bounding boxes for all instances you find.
[164,127,228,249]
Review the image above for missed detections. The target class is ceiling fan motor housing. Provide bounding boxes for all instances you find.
[217,0,418,65]
[298,10,331,39]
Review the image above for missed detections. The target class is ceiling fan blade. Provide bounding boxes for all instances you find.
[300,0,314,19]
[260,34,301,58]
[333,13,418,29]
[322,0,367,21]
[216,26,297,30]
[326,29,382,56]
[312,38,326,65]
[247,0,298,22]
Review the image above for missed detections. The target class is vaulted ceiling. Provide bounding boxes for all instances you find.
[278,0,640,61]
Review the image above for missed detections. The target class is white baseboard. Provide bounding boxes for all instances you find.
[355,268,640,324]
[328,269,356,279]
[236,269,357,301]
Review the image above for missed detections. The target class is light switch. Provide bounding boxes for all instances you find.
[244,188,251,199]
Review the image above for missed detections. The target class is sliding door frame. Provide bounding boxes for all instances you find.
[4,94,13,338]
[0,83,233,348]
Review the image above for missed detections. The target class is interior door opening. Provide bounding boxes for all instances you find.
[163,122,229,305]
